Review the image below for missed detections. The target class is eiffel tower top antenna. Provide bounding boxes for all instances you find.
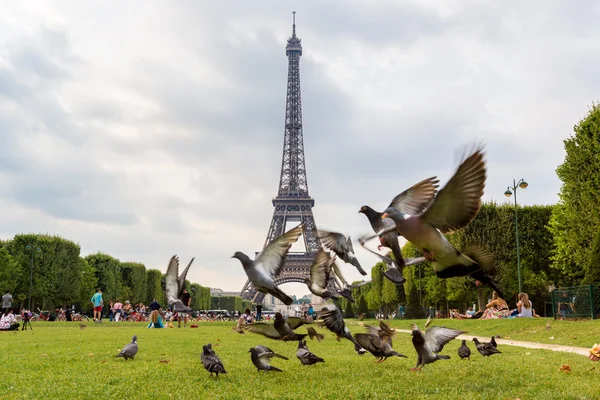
[292,11,296,36]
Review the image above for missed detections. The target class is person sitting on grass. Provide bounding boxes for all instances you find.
[589,344,600,362]
[0,309,19,331]
[481,291,510,319]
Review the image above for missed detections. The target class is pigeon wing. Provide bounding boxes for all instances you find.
[387,177,440,216]
[165,255,179,300]
[286,316,314,330]
[354,333,382,354]
[254,224,304,278]
[177,257,195,298]
[318,308,345,336]
[310,250,334,290]
[419,146,486,233]
[424,326,465,354]
[318,230,350,257]
[241,323,282,339]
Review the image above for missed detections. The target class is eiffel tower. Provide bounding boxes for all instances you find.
[240,13,330,303]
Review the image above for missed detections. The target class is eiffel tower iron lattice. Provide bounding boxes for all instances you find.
[240,13,333,303]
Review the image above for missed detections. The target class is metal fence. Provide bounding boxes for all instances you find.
[550,284,598,319]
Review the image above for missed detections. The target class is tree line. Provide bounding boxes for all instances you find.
[0,234,252,313]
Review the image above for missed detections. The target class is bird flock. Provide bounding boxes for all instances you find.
[110,144,507,375]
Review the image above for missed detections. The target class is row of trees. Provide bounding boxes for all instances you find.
[0,234,250,313]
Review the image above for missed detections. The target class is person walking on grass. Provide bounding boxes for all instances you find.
[2,290,13,317]
[91,288,103,323]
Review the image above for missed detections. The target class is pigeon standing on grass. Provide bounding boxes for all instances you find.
[458,339,471,360]
[410,322,464,370]
[232,225,303,305]
[318,230,367,276]
[472,337,502,357]
[317,306,366,355]
[249,345,288,372]
[164,256,195,312]
[296,340,325,365]
[116,335,138,360]
[241,312,312,341]
[201,343,227,378]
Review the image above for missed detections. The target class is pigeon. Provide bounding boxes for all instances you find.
[305,250,339,299]
[458,339,471,360]
[79,324,87,330]
[490,336,498,348]
[473,337,502,357]
[201,343,227,377]
[241,312,312,341]
[359,195,438,283]
[296,340,325,365]
[410,322,464,370]
[317,306,366,355]
[249,345,288,372]
[354,321,407,363]
[307,327,325,342]
[116,335,139,360]
[328,262,354,303]
[165,255,195,312]
[232,224,303,305]
[318,230,367,276]
[364,145,505,298]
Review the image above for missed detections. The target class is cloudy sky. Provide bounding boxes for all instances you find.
[1,1,599,297]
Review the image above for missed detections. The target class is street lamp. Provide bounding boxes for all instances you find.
[25,244,42,311]
[504,178,528,292]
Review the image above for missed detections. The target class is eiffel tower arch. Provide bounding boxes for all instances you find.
[240,13,333,303]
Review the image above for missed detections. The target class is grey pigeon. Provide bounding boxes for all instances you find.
[354,321,407,363]
[364,145,505,299]
[232,224,303,305]
[458,339,471,360]
[296,340,325,365]
[249,345,288,372]
[201,343,227,377]
[317,306,366,355]
[410,323,464,370]
[318,230,367,276]
[307,327,325,342]
[359,194,437,284]
[472,337,502,357]
[305,250,339,300]
[241,312,312,341]
[165,255,195,312]
[330,261,355,303]
[116,335,138,360]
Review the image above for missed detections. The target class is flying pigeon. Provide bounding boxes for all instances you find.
[249,345,288,372]
[232,224,303,305]
[165,255,195,312]
[116,335,139,360]
[354,321,407,363]
[318,230,367,276]
[472,337,502,357]
[359,195,438,283]
[241,312,312,341]
[363,145,505,298]
[307,327,325,342]
[296,340,325,366]
[458,339,471,360]
[410,322,464,370]
[304,250,339,300]
[201,343,227,378]
[317,306,366,355]
[330,261,355,302]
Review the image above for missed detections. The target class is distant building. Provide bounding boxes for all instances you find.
[210,288,242,297]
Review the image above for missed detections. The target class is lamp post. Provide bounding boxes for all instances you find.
[25,244,42,311]
[504,178,528,292]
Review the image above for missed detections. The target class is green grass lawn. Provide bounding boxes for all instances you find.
[0,319,598,399]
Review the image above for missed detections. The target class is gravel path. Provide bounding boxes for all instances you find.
[395,329,590,357]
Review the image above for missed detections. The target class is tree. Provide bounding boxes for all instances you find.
[584,229,600,284]
[0,246,18,294]
[86,253,122,301]
[146,269,164,304]
[549,102,600,283]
